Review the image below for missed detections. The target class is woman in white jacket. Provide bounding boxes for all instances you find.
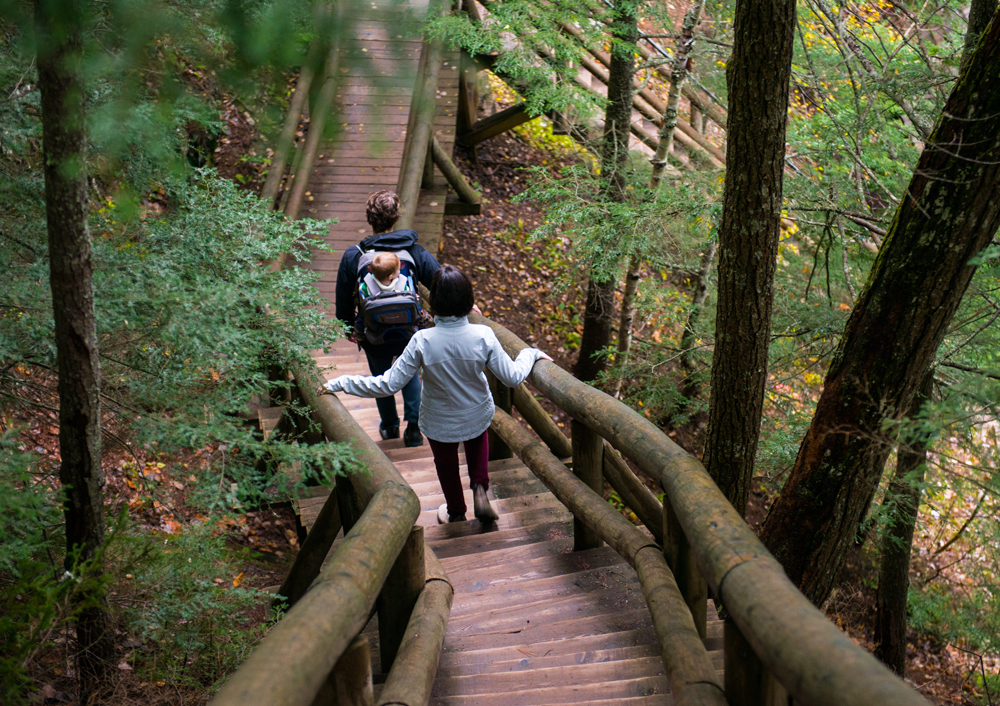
[320,265,550,524]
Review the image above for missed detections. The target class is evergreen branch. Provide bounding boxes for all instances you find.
[937,361,1000,381]
[932,491,985,556]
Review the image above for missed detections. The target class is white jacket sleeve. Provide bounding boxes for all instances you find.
[484,332,546,388]
[325,338,422,398]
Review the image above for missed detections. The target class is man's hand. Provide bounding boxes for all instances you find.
[316,384,330,397]
[346,332,358,344]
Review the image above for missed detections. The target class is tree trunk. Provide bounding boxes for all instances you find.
[874,372,933,676]
[649,0,707,189]
[701,0,796,518]
[610,255,641,397]
[574,0,637,383]
[761,16,1000,606]
[36,0,113,696]
[611,0,707,394]
[680,241,717,402]
[963,0,999,69]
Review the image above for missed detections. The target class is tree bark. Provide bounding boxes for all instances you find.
[36,0,113,696]
[701,0,796,517]
[610,255,641,397]
[680,241,717,401]
[574,0,637,383]
[649,0,707,189]
[761,16,1000,606]
[963,0,999,69]
[874,372,933,676]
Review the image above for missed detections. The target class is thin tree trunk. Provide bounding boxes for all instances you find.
[761,16,1000,606]
[610,255,641,397]
[701,0,796,518]
[874,372,933,676]
[36,0,112,696]
[611,0,708,395]
[574,0,637,383]
[649,0,707,189]
[963,0,999,69]
[680,241,717,401]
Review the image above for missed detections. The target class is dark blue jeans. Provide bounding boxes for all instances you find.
[362,340,420,431]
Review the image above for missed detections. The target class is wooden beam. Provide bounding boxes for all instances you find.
[571,419,604,551]
[209,485,420,706]
[275,480,342,609]
[430,135,481,205]
[457,102,536,147]
[443,194,481,216]
[396,37,443,230]
[377,553,454,706]
[260,49,316,207]
[378,526,425,669]
[602,444,664,545]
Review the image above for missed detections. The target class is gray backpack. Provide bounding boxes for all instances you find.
[354,248,422,346]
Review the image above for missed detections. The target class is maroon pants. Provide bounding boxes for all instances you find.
[428,430,490,518]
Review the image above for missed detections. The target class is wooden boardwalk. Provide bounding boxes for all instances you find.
[285,4,724,702]
[294,2,459,307]
[302,342,724,704]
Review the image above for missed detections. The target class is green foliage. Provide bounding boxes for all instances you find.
[0,432,64,702]
[110,520,274,688]
[428,0,606,117]
[0,3,358,696]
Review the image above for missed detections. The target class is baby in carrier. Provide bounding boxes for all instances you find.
[361,252,409,297]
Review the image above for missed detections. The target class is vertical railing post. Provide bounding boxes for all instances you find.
[570,420,604,551]
[487,372,513,460]
[663,496,708,638]
[310,634,374,706]
[421,142,435,189]
[724,618,789,706]
[378,525,425,669]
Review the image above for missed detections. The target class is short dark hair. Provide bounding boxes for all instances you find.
[430,265,475,317]
[366,191,400,234]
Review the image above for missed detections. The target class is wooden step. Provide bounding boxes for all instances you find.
[435,643,663,677]
[430,656,667,697]
[426,519,573,559]
[426,675,671,705]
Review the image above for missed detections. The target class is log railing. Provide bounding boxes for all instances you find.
[472,311,931,706]
[211,361,455,706]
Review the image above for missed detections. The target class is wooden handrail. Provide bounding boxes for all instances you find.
[210,483,420,706]
[491,409,727,706]
[472,311,930,706]
[396,32,443,229]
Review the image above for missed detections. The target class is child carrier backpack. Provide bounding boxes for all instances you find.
[354,247,422,346]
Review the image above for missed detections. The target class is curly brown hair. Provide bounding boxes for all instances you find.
[366,190,400,234]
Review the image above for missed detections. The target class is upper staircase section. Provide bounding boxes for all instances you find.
[282,0,461,307]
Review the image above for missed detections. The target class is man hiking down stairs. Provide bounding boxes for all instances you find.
[334,190,440,447]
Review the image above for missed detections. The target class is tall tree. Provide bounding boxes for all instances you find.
[874,372,934,676]
[611,0,707,399]
[701,0,796,516]
[574,0,637,383]
[964,0,999,68]
[35,0,113,695]
[761,10,1000,606]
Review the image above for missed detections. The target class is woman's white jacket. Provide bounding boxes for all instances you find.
[325,315,546,442]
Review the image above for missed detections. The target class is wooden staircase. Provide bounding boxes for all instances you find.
[299,340,724,704]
